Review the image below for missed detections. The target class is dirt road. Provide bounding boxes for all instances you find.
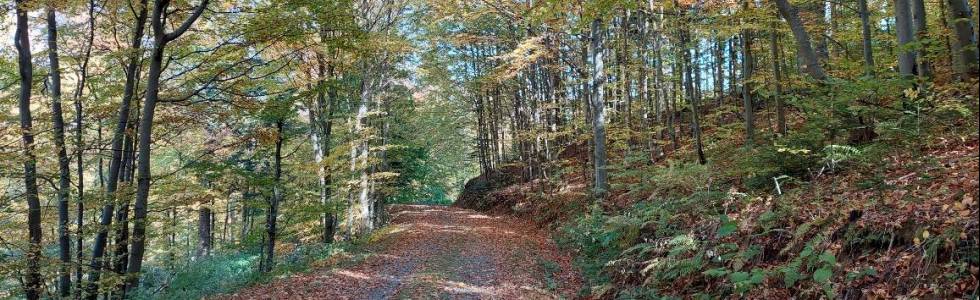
[221,205,581,299]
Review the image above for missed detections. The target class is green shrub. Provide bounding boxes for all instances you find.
[130,243,341,300]
[130,251,260,300]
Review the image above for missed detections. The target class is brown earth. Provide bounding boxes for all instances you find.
[220,204,582,299]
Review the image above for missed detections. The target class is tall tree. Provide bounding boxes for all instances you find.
[311,43,337,244]
[85,1,149,296]
[46,5,73,297]
[683,29,707,164]
[740,1,756,146]
[13,0,44,298]
[263,119,285,272]
[74,0,97,291]
[859,0,876,74]
[774,0,829,80]
[771,30,787,135]
[946,0,978,78]
[589,18,610,199]
[126,0,210,291]
[894,0,918,77]
[910,0,932,77]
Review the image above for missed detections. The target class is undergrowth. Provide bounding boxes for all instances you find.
[130,243,348,299]
[540,82,980,298]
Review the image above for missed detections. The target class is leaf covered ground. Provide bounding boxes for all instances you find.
[220,205,582,299]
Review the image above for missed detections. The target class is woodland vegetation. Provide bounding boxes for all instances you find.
[0,0,978,298]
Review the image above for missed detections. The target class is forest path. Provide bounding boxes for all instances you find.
[221,204,581,299]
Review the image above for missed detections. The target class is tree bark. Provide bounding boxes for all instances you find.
[263,120,284,272]
[14,0,44,298]
[774,0,829,80]
[125,0,210,291]
[46,7,74,297]
[312,50,337,243]
[894,0,918,77]
[75,0,97,293]
[589,18,610,199]
[741,25,756,146]
[714,36,725,101]
[771,30,787,135]
[198,204,212,258]
[859,0,876,75]
[946,0,979,78]
[110,134,136,297]
[85,1,148,297]
[911,0,933,77]
[683,31,707,165]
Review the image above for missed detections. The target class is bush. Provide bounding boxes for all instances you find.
[130,243,341,299]
[130,252,260,300]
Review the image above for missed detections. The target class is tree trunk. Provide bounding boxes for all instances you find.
[894,0,918,77]
[728,37,738,94]
[771,30,787,136]
[911,0,933,78]
[859,0,876,75]
[14,1,44,298]
[774,0,829,80]
[85,1,147,297]
[263,120,284,272]
[198,204,212,258]
[125,0,209,291]
[46,7,73,297]
[946,0,979,78]
[589,18,610,199]
[714,36,724,101]
[741,27,756,146]
[312,51,337,243]
[75,0,97,294]
[684,31,708,165]
[110,133,135,297]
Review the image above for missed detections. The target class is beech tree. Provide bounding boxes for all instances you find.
[1,0,976,298]
[12,0,43,298]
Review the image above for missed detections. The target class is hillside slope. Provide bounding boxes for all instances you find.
[456,100,979,298]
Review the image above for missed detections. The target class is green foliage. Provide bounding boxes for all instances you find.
[740,131,823,191]
[716,215,737,238]
[557,206,620,289]
[131,244,343,299]
[130,252,261,300]
[620,160,713,199]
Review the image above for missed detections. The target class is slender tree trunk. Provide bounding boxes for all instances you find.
[85,1,148,296]
[589,18,609,199]
[771,30,787,136]
[14,1,43,298]
[46,7,74,297]
[75,0,97,294]
[312,52,337,243]
[775,0,829,80]
[198,203,212,258]
[895,0,919,77]
[741,26,756,146]
[911,0,932,78]
[714,36,724,101]
[263,120,284,272]
[668,66,679,151]
[728,37,738,94]
[110,134,135,298]
[126,0,209,291]
[859,0,876,75]
[683,31,707,165]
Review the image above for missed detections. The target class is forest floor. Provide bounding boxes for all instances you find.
[220,204,582,299]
